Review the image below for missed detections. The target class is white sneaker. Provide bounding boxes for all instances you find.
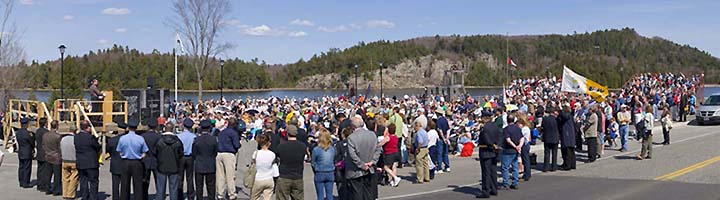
[445,168,451,172]
[394,177,401,187]
[437,170,444,174]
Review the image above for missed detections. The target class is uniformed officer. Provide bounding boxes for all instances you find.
[477,111,500,198]
[117,118,149,200]
[193,120,217,200]
[35,117,51,193]
[141,119,161,199]
[107,122,127,200]
[16,117,35,188]
[177,118,197,200]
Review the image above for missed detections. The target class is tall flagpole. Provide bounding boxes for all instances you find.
[505,32,509,104]
[174,48,178,104]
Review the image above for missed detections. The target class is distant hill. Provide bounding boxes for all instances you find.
[12,28,720,100]
[276,28,720,88]
[19,45,272,101]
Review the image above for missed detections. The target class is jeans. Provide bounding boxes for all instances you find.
[156,173,179,200]
[400,138,408,164]
[520,145,531,180]
[313,172,334,200]
[500,153,519,187]
[619,125,629,150]
[428,146,438,178]
[436,140,450,170]
[653,104,659,119]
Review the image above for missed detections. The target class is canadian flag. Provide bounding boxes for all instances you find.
[507,57,517,67]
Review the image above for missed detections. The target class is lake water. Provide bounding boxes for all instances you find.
[8,86,720,102]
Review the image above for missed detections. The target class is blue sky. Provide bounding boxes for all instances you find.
[14,0,720,64]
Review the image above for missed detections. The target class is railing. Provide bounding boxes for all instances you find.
[3,100,52,147]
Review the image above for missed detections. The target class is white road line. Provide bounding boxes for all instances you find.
[380,126,718,200]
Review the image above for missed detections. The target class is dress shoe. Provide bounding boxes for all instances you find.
[510,185,519,190]
[476,193,490,198]
[490,191,498,196]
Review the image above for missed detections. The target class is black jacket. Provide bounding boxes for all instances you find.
[192,133,217,174]
[142,130,161,170]
[478,121,501,159]
[106,134,124,174]
[16,128,35,160]
[541,115,560,144]
[35,127,49,162]
[559,112,576,148]
[156,134,183,174]
[75,130,101,169]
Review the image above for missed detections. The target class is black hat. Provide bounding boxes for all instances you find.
[117,121,127,129]
[183,118,194,128]
[146,119,158,128]
[20,118,29,124]
[481,111,494,118]
[199,120,212,129]
[127,118,139,129]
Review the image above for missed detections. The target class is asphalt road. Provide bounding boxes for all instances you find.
[1,120,719,200]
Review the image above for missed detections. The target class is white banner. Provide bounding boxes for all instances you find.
[561,66,587,93]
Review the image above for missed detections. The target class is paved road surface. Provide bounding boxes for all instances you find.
[1,121,719,200]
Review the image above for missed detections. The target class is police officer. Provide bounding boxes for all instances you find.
[117,118,149,200]
[193,120,217,200]
[177,118,197,200]
[16,117,35,188]
[141,119,161,199]
[107,122,127,200]
[476,111,500,198]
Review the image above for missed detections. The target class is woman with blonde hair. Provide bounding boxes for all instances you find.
[516,113,532,181]
[312,128,337,200]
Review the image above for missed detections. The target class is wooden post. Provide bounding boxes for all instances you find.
[102,91,113,132]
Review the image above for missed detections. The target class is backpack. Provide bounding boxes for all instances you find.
[635,118,647,138]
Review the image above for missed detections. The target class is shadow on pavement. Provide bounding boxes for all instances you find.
[447,184,481,198]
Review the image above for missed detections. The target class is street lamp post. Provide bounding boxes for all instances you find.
[220,59,225,100]
[354,64,358,98]
[58,44,66,108]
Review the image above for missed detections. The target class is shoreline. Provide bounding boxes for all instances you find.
[8,84,718,93]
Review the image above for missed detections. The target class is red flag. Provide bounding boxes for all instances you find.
[507,58,517,67]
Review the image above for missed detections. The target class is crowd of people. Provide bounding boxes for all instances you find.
[12,72,703,200]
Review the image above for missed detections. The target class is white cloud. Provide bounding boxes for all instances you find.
[19,0,34,5]
[114,28,128,33]
[244,24,282,36]
[102,7,131,15]
[97,39,109,44]
[365,20,395,28]
[289,31,307,37]
[63,15,74,21]
[318,25,350,33]
[290,19,314,27]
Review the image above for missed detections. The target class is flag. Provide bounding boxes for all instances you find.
[561,66,609,102]
[175,33,186,54]
[507,58,517,67]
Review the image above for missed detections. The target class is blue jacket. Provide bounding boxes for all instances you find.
[217,128,241,153]
[311,146,336,173]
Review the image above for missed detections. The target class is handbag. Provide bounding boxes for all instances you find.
[271,163,280,177]
[243,151,258,189]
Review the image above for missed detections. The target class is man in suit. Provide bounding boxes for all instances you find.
[193,120,218,200]
[36,117,51,193]
[679,92,688,122]
[142,120,161,199]
[559,105,577,171]
[43,120,64,196]
[16,118,35,188]
[584,105,599,163]
[345,116,382,200]
[107,122,127,200]
[476,111,500,198]
[541,108,560,172]
[75,120,101,200]
[117,118,149,200]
